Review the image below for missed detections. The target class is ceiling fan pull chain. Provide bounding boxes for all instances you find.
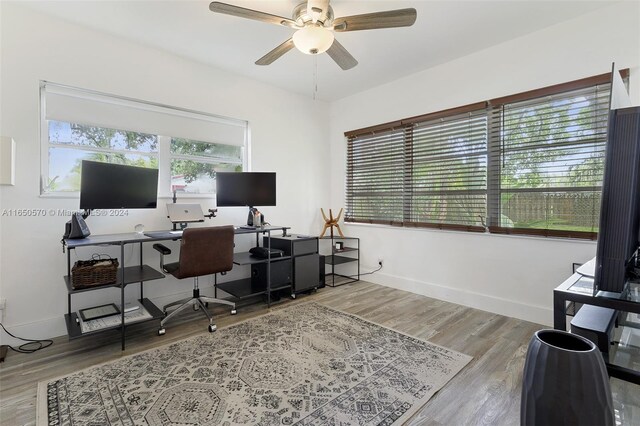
[313,55,318,100]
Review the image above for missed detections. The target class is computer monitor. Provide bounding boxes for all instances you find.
[215,172,276,207]
[80,161,159,210]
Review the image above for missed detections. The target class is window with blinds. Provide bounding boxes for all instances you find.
[346,105,488,231]
[488,82,613,239]
[345,70,628,239]
[407,109,488,230]
[346,128,406,224]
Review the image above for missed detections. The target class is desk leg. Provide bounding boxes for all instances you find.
[139,242,144,300]
[67,249,72,316]
[267,231,271,308]
[121,244,126,351]
[553,290,567,331]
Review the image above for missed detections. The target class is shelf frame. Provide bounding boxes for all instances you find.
[320,236,360,287]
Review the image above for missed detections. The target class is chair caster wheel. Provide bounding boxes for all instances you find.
[208,324,217,333]
[231,309,237,315]
[291,294,296,299]
[158,328,166,336]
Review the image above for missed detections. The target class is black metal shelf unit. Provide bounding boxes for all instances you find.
[63,235,167,350]
[320,236,360,287]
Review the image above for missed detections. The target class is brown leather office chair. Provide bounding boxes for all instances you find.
[153,226,236,335]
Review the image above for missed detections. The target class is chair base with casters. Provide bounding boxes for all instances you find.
[157,276,237,336]
[153,225,237,335]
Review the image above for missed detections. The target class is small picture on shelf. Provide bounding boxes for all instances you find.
[79,303,120,322]
[335,242,344,251]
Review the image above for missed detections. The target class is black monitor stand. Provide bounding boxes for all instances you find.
[247,206,257,226]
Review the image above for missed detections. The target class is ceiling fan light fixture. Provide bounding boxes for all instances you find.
[292,26,334,55]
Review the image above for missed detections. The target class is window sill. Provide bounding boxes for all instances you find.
[344,221,597,245]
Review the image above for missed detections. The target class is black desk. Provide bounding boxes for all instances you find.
[554,272,640,384]
[63,226,290,350]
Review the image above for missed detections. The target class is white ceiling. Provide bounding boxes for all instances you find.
[20,0,613,101]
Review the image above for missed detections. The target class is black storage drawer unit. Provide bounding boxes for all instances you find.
[266,235,319,294]
[266,235,317,256]
[251,259,292,288]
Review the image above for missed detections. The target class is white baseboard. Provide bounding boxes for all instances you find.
[364,271,552,326]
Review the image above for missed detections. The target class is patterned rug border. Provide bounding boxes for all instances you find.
[310,303,473,423]
[36,301,472,425]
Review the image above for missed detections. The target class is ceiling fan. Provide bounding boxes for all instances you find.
[209,1,417,70]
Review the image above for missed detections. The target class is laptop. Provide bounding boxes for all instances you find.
[166,203,205,223]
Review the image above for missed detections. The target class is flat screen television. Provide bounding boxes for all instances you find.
[80,161,159,210]
[216,172,276,207]
[593,105,640,295]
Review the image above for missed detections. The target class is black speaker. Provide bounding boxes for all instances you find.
[319,255,326,288]
[251,259,292,288]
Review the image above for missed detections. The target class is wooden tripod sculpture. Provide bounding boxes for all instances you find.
[320,208,345,238]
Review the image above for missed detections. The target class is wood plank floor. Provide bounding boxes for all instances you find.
[0,280,637,425]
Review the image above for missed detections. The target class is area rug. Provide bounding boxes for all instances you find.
[38,302,471,425]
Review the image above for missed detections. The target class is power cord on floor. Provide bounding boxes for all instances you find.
[342,263,383,279]
[0,322,53,361]
[360,264,383,276]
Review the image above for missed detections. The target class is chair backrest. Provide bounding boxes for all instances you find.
[173,226,234,279]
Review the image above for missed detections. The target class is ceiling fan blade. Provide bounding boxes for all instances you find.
[209,2,298,28]
[333,8,417,32]
[326,39,358,70]
[255,38,295,66]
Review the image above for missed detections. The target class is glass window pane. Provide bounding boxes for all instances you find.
[170,160,241,194]
[48,120,158,153]
[170,138,242,161]
[47,147,157,192]
[500,191,600,233]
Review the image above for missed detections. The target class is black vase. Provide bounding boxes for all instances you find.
[521,329,614,426]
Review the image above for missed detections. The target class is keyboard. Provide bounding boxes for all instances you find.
[144,230,183,238]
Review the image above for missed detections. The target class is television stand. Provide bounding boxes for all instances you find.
[554,272,640,384]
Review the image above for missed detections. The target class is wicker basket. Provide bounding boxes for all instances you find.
[71,256,119,289]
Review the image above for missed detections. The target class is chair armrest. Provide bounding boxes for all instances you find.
[153,243,171,255]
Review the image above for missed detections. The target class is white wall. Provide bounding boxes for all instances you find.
[329,2,640,326]
[0,3,330,342]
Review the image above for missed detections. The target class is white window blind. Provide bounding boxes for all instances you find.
[43,82,246,146]
[41,82,247,195]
